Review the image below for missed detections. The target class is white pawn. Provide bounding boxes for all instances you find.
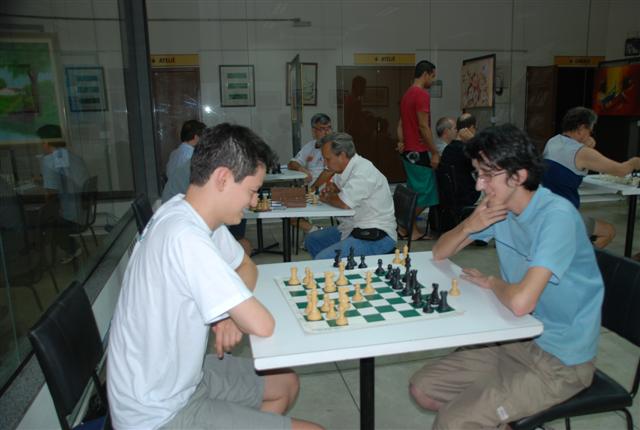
[289,267,301,286]
[450,278,461,296]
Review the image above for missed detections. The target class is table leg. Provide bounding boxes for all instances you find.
[250,219,281,258]
[360,357,374,430]
[282,218,291,262]
[624,195,637,257]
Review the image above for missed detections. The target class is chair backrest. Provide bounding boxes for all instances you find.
[28,281,105,430]
[393,184,418,249]
[131,194,153,234]
[595,249,640,347]
[595,248,640,398]
[435,163,458,208]
[82,176,98,226]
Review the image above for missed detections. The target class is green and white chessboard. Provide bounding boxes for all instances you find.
[275,267,463,333]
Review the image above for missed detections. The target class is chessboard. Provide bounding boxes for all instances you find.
[275,264,464,334]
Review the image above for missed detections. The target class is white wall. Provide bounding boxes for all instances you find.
[5,0,640,183]
[141,0,640,163]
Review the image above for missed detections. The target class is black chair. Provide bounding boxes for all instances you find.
[4,198,60,311]
[72,176,99,254]
[393,184,418,251]
[433,164,475,234]
[510,248,640,430]
[131,194,153,234]
[29,281,109,430]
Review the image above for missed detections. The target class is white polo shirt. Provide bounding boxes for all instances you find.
[290,139,326,183]
[107,195,249,430]
[332,154,397,241]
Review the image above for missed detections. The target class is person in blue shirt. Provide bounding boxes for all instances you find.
[166,119,206,179]
[410,124,604,428]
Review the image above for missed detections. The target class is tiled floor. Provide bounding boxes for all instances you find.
[241,198,640,429]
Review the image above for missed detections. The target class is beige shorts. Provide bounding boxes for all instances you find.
[161,355,291,430]
[410,341,594,429]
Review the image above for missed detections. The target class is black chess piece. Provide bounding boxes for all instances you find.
[412,288,422,307]
[422,301,434,313]
[402,257,412,283]
[358,255,367,269]
[346,254,356,270]
[375,259,385,276]
[437,291,453,312]
[391,269,402,290]
[385,264,393,279]
[333,249,342,268]
[429,283,440,308]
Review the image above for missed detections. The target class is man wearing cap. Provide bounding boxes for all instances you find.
[304,132,396,259]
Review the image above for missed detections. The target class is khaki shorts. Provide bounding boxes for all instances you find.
[410,341,594,429]
[161,355,291,430]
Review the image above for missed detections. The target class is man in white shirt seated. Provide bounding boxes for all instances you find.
[165,119,206,179]
[304,132,397,259]
[107,123,323,430]
[287,113,335,233]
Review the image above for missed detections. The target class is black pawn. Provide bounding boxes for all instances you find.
[333,249,342,268]
[402,257,412,283]
[438,291,453,312]
[391,269,402,290]
[385,264,393,279]
[375,259,385,276]
[429,283,440,308]
[422,302,434,313]
[412,288,422,307]
[358,255,367,269]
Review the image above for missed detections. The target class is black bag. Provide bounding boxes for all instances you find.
[350,228,387,241]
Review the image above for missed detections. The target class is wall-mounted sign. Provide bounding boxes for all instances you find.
[354,53,416,65]
[554,56,605,67]
[150,54,199,67]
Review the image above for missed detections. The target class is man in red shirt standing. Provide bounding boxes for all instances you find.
[397,60,439,240]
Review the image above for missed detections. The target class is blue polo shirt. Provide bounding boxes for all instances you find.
[472,187,603,365]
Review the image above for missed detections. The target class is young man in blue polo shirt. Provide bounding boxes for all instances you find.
[410,124,604,428]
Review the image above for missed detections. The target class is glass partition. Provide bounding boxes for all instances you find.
[0,1,136,389]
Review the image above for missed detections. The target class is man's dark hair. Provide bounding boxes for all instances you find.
[561,107,597,133]
[180,120,206,142]
[464,124,543,191]
[456,113,477,130]
[414,60,436,78]
[36,124,62,139]
[190,123,274,185]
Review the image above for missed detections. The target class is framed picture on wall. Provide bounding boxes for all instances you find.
[460,54,495,109]
[0,34,66,144]
[65,66,108,112]
[286,62,317,105]
[219,65,255,107]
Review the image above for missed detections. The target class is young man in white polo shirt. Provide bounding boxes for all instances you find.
[304,132,397,259]
[107,123,322,430]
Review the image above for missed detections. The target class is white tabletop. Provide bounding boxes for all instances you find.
[250,251,543,370]
[264,169,307,183]
[243,201,355,219]
[582,174,640,196]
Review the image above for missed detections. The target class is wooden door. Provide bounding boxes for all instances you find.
[151,68,201,177]
[525,66,557,153]
[336,66,412,183]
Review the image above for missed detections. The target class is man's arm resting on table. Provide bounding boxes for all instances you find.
[236,252,258,291]
[319,188,350,209]
[228,297,275,337]
[211,252,259,357]
[464,266,552,317]
[287,160,312,182]
[576,146,640,177]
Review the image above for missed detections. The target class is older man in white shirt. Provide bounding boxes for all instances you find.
[304,132,397,259]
